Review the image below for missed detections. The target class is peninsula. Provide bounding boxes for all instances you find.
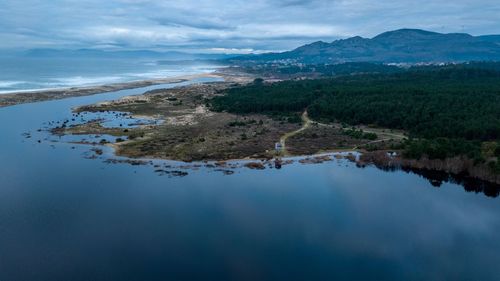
[49,62,500,185]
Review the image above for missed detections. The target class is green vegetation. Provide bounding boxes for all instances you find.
[489,160,500,174]
[494,144,500,157]
[227,119,263,127]
[238,61,500,79]
[307,70,500,141]
[210,64,500,169]
[342,128,378,140]
[228,121,247,127]
[403,138,482,161]
[239,62,402,78]
[210,79,322,114]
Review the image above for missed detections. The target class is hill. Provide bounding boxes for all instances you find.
[231,29,500,64]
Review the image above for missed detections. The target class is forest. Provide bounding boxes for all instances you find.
[210,63,500,168]
[235,62,402,78]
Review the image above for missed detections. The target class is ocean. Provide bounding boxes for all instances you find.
[0,57,220,93]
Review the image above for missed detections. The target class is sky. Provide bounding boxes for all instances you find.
[1,0,499,53]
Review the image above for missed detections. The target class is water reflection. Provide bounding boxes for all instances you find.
[372,165,500,198]
[2,80,500,280]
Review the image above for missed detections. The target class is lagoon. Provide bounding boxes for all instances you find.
[1,79,500,281]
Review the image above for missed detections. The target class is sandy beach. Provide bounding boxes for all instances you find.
[0,72,225,108]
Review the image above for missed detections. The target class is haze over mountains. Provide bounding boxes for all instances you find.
[7,29,500,65]
[232,29,500,64]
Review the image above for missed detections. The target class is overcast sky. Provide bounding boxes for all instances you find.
[1,0,499,53]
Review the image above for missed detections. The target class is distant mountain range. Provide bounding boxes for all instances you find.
[6,29,500,64]
[231,29,500,64]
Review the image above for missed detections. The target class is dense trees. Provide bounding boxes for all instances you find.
[402,138,482,160]
[239,62,402,78]
[212,66,500,140]
[210,79,323,114]
[307,69,500,140]
[210,64,500,164]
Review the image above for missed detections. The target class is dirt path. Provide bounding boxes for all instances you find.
[352,138,391,150]
[279,110,311,155]
[278,110,408,153]
[351,128,407,150]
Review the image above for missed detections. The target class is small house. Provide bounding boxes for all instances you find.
[275,142,283,152]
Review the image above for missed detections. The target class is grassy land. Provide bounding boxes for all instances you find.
[63,83,301,161]
[56,81,405,162]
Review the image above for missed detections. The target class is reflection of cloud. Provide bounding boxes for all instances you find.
[196,162,500,278]
[0,0,499,51]
[326,165,500,255]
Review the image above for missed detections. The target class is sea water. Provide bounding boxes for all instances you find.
[0,57,219,93]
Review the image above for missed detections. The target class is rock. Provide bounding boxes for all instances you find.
[215,169,235,175]
[345,153,356,162]
[274,159,282,169]
[215,161,227,167]
[299,155,333,164]
[92,148,103,155]
[245,162,266,170]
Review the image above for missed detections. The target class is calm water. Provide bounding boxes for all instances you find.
[1,79,500,281]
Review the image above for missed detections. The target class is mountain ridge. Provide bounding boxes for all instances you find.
[232,29,500,64]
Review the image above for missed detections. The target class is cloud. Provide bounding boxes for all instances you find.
[0,0,498,52]
[209,48,265,54]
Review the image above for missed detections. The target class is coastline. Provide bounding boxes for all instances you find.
[15,68,492,187]
[95,137,500,189]
[357,150,500,185]
[0,72,224,108]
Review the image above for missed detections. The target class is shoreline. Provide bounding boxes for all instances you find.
[93,139,500,190]
[37,73,498,187]
[357,150,500,186]
[109,137,500,186]
[0,72,225,108]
